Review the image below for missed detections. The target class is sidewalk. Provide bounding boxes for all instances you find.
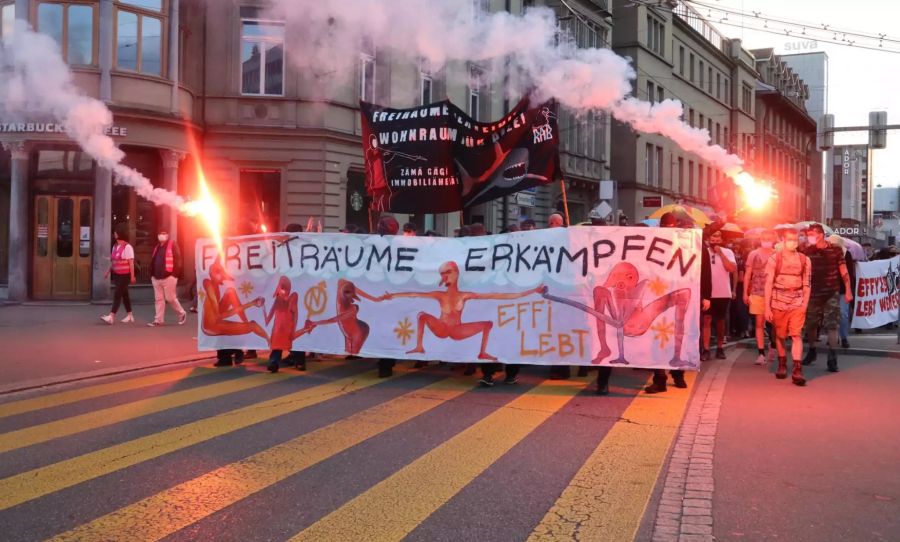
[0,302,209,394]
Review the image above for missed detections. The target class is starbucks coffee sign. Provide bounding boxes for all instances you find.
[0,122,128,137]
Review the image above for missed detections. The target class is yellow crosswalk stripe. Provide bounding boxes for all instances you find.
[49,377,474,542]
[528,372,697,542]
[0,366,315,454]
[289,378,590,542]
[0,368,379,511]
[0,366,213,419]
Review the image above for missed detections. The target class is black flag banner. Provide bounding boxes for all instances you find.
[360,97,561,213]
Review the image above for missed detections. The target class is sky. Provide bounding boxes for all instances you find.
[700,0,900,187]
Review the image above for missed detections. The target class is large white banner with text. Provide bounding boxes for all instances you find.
[851,256,900,329]
[196,227,702,370]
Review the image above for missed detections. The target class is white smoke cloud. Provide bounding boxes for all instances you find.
[267,0,743,176]
[0,21,192,212]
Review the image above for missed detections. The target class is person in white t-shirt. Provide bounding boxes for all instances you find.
[702,230,737,360]
[100,227,136,324]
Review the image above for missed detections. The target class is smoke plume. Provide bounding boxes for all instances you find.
[0,21,192,211]
[268,0,743,176]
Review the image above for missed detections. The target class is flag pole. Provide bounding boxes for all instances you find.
[560,179,571,226]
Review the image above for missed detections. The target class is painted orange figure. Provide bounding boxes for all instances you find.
[306,279,383,355]
[384,261,546,361]
[544,262,692,367]
[201,260,268,340]
[264,276,312,351]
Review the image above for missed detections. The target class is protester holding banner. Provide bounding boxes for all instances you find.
[744,230,777,365]
[764,229,812,386]
[546,214,571,381]
[802,224,852,372]
[376,215,401,378]
[702,230,736,361]
[645,212,691,394]
[828,235,855,349]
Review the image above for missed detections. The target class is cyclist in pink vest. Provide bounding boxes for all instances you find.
[101,228,136,324]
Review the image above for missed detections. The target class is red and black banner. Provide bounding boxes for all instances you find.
[360,97,561,213]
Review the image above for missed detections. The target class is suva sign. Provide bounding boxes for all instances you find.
[784,40,818,52]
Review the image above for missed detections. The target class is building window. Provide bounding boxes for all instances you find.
[724,127,729,150]
[678,46,684,76]
[707,118,713,139]
[716,73,721,100]
[689,53,695,82]
[240,170,281,233]
[420,64,433,106]
[698,165,704,200]
[0,3,14,38]
[678,157,684,194]
[359,38,376,102]
[741,84,753,113]
[707,166,713,198]
[657,86,664,103]
[688,108,694,127]
[688,160,695,196]
[647,81,655,103]
[645,15,664,55]
[715,123,721,145]
[645,143,654,186]
[698,60,704,88]
[468,66,481,121]
[699,113,704,131]
[240,9,284,95]
[656,146,664,189]
[115,0,165,76]
[724,79,730,105]
[37,2,97,66]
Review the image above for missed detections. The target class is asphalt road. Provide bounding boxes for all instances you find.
[0,358,694,541]
[0,303,205,391]
[714,350,900,542]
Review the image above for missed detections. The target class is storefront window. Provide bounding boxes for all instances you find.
[239,170,280,234]
[111,147,161,283]
[56,197,74,258]
[0,4,15,39]
[37,2,97,66]
[36,198,49,258]
[240,12,284,96]
[0,149,9,283]
[115,1,165,76]
[79,199,91,257]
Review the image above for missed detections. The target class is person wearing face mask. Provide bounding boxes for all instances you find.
[147,229,187,327]
[764,229,812,385]
[744,230,777,365]
[703,230,737,360]
[801,224,853,371]
[101,227,136,324]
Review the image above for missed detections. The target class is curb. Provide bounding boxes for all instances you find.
[732,339,900,359]
[0,354,215,396]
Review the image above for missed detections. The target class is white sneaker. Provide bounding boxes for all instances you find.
[754,354,765,365]
[100,314,114,325]
[121,314,135,323]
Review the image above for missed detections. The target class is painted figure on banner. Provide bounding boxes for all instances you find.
[365,133,427,211]
[383,261,547,360]
[306,279,385,355]
[544,262,693,368]
[201,259,268,340]
[265,276,312,350]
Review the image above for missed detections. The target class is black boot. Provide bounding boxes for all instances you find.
[827,350,839,372]
[775,356,788,379]
[233,350,245,365]
[214,350,233,367]
[596,380,609,395]
[801,346,817,366]
[378,359,395,378]
[577,366,589,377]
[672,371,688,389]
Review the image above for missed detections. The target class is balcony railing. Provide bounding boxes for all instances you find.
[673,1,729,55]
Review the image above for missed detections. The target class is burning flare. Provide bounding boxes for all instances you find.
[734,172,775,211]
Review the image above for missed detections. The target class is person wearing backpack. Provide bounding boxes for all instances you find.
[764,229,812,386]
[744,230,777,365]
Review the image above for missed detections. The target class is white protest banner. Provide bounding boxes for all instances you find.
[196,227,702,370]
[851,256,900,329]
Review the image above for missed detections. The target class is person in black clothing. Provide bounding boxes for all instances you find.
[801,224,852,372]
[645,213,719,394]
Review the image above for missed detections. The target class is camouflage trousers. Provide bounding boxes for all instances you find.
[804,292,841,334]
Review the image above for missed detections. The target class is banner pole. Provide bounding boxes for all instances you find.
[560,179,571,226]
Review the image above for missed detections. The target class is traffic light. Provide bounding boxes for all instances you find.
[870,111,887,149]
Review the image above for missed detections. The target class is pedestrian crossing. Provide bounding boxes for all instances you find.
[0,358,696,541]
